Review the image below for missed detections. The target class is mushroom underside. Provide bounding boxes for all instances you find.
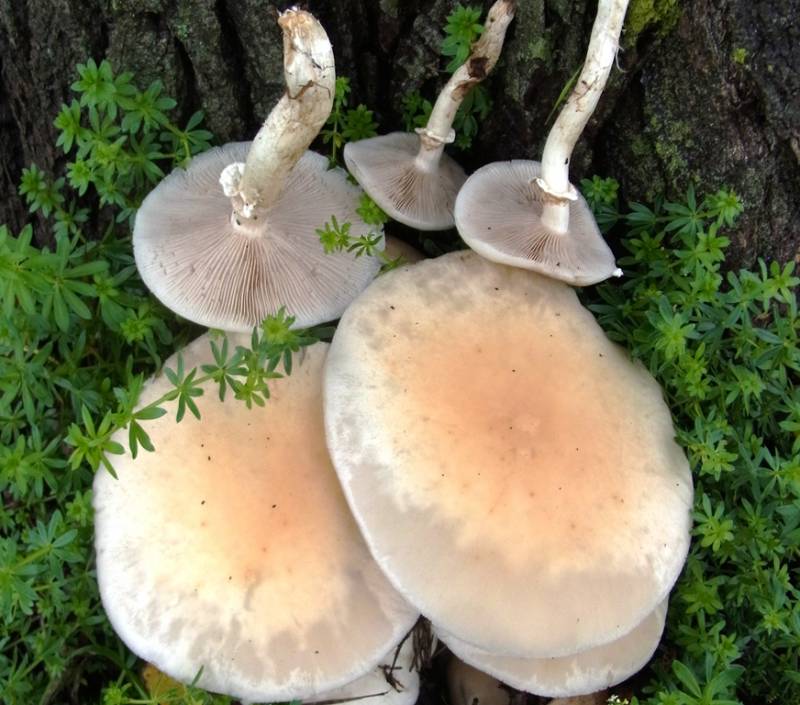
[134,144,382,331]
[344,132,466,230]
[454,160,618,286]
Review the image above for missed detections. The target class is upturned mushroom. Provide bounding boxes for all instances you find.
[94,334,418,702]
[324,251,692,659]
[455,0,629,285]
[343,0,516,230]
[134,9,382,332]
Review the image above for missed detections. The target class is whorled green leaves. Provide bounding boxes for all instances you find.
[583,180,800,704]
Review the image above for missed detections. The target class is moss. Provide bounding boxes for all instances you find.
[630,134,651,157]
[501,0,551,107]
[624,0,681,46]
[378,0,399,19]
[548,0,573,22]
[524,36,552,63]
[731,47,748,65]
[647,112,699,184]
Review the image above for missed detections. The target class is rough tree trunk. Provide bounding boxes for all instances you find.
[1,0,798,267]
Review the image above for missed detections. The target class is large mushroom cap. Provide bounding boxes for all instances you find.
[454,161,617,286]
[324,251,692,658]
[436,600,668,698]
[134,144,381,331]
[94,335,417,702]
[344,133,467,230]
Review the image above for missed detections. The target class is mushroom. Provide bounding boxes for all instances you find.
[436,599,667,697]
[134,9,382,332]
[455,0,628,285]
[324,251,692,659]
[343,0,516,230]
[93,334,418,702]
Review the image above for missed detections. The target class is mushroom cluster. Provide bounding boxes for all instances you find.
[324,252,692,698]
[97,9,420,704]
[96,2,695,704]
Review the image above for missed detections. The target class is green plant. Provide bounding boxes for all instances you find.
[1,60,320,705]
[320,76,379,167]
[20,59,212,227]
[583,181,800,704]
[402,4,493,151]
[316,194,404,273]
[441,4,484,72]
[401,91,433,132]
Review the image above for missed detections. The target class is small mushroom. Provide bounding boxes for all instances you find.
[324,251,692,659]
[436,600,667,697]
[455,0,628,285]
[343,0,516,230]
[94,334,418,702]
[134,9,381,331]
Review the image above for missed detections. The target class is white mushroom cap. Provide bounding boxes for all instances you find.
[306,633,419,705]
[324,251,692,659]
[437,600,668,698]
[344,133,467,230]
[134,144,381,331]
[94,335,418,702]
[454,161,619,286]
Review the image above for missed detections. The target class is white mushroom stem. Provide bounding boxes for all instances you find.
[536,0,629,234]
[414,0,516,173]
[223,8,335,220]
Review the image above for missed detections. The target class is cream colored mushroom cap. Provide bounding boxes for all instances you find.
[454,161,618,285]
[344,133,467,230]
[436,600,668,698]
[134,143,381,332]
[324,251,692,658]
[306,633,419,705]
[94,335,418,702]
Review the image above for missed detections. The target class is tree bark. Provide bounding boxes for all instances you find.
[1,0,798,267]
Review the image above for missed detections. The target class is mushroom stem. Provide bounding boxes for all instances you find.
[536,0,629,235]
[225,9,335,220]
[415,0,516,164]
